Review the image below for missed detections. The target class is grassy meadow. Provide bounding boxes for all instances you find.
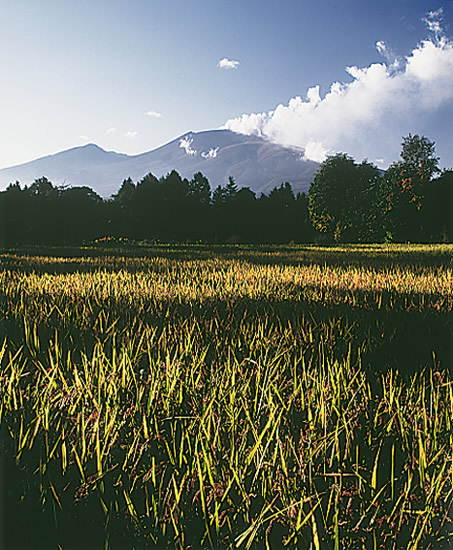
[0,243,452,549]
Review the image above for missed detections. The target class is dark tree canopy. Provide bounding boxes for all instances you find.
[308,154,382,242]
[382,135,441,241]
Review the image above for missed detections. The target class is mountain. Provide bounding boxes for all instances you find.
[0,130,319,197]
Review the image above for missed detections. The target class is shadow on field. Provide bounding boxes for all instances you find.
[0,424,132,549]
[0,297,451,379]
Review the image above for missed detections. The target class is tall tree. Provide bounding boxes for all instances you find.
[400,134,440,183]
[266,182,296,243]
[0,182,26,246]
[231,187,257,242]
[211,177,239,242]
[59,186,105,244]
[188,172,210,206]
[133,172,160,239]
[422,170,453,242]
[383,134,440,241]
[187,172,211,240]
[111,177,137,237]
[308,154,381,242]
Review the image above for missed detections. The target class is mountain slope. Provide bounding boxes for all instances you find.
[0,130,319,197]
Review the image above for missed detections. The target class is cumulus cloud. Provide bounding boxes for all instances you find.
[218,57,240,70]
[304,141,331,163]
[179,135,197,156]
[145,110,162,118]
[125,131,138,139]
[107,127,117,134]
[222,14,453,164]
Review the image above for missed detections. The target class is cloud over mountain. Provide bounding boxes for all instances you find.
[222,11,453,165]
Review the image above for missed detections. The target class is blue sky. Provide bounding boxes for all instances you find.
[1,0,452,170]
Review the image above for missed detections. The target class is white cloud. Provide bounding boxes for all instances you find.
[423,8,444,44]
[222,15,453,164]
[376,40,401,71]
[201,147,219,159]
[107,127,117,134]
[304,141,331,163]
[376,40,386,56]
[179,135,197,156]
[125,131,138,139]
[145,110,162,118]
[218,57,240,70]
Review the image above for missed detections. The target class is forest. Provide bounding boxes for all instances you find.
[0,134,451,246]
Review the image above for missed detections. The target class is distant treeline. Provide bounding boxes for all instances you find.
[0,173,314,246]
[0,134,451,246]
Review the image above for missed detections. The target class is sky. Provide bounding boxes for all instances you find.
[1,0,453,170]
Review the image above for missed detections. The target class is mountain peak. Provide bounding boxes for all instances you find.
[0,129,319,198]
[77,143,104,151]
[60,143,110,156]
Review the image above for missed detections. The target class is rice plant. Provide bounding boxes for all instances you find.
[0,244,451,548]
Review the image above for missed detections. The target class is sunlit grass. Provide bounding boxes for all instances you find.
[0,244,452,548]
[1,247,452,318]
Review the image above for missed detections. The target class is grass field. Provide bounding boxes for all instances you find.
[0,244,452,549]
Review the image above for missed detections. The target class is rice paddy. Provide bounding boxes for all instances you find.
[0,244,452,549]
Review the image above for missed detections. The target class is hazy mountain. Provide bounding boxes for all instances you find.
[0,130,319,197]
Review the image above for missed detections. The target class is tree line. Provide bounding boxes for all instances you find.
[0,134,451,246]
[0,173,314,246]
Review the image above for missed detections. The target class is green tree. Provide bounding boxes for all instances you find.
[113,177,135,205]
[223,176,238,203]
[0,182,26,245]
[59,186,105,244]
[188,172,211,206]
[231,186,257,242]
[422,170,453,242]
[186,172,211,241]
[400,134,439,183]
[383,134,440,241]
[308,154,381,242]
[133,172,160,239]
[111,177,136,237]
[25,177,60,244]
[265,182,297,243]
[211,177,239,241]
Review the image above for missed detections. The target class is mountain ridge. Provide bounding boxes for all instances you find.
[0,130,320,198]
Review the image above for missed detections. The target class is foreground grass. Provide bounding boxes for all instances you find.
[0,244,452,549]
